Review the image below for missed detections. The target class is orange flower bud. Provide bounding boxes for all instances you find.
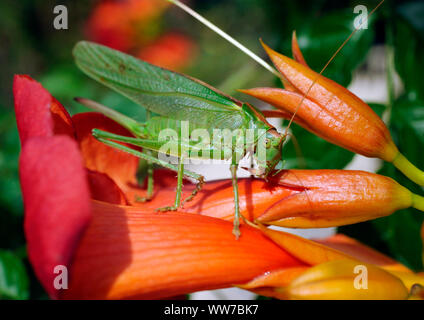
[241,86,396,160]
[258,170,417,228]
[241,38,424,186]
[280,260,409,300]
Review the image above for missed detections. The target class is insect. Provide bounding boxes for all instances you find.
[73,41,286,238]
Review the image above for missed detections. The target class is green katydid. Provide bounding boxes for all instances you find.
[73,41,286,238]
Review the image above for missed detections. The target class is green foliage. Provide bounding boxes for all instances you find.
[0,112,22,217]
[0,250,29,300]
[294,10,375,87]
[393,14,424,101]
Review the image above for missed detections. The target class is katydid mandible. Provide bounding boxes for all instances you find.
[73,41,286,238]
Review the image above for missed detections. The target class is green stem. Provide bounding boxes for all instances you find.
[411,193,424,212]
[392,152,424,186]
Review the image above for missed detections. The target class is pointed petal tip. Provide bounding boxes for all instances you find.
[236,88,249,94]
[259,38,276,58]
[237,87,262,97]
[291,30,308,67]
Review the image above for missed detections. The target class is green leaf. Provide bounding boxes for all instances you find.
[0,250,29,300]
[368,103,386,118]
[391,97,424,171]
[397,1,424,37]
[291,10,375,87]
[0,110,22,217]
[393,17,424,101]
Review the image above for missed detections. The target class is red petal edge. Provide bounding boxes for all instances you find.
[19,136,92,298]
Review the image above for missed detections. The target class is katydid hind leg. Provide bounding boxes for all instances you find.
[94,129,207,207]
[135,158,154,202]
[94,134,178,203]
[136,111,155,202]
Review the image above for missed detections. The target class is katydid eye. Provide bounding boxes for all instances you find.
[265,139,271,148]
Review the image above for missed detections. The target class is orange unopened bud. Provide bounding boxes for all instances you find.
[241,86,396,160]
[241,38,424,186]
[280,260,409,300]
[259,170,419,228]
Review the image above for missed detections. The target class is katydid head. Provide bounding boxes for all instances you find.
[253,129,285,178]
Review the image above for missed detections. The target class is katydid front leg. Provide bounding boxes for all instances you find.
[157,157,185,212]
[230,157,241,239]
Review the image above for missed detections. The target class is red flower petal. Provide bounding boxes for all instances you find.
[72,112,139,192]
[50,97,75,138]
[13,75,75,145]
[19,136,92,298]
[86,170,128,205]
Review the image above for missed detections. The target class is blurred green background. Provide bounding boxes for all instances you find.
[0,0,423,299]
